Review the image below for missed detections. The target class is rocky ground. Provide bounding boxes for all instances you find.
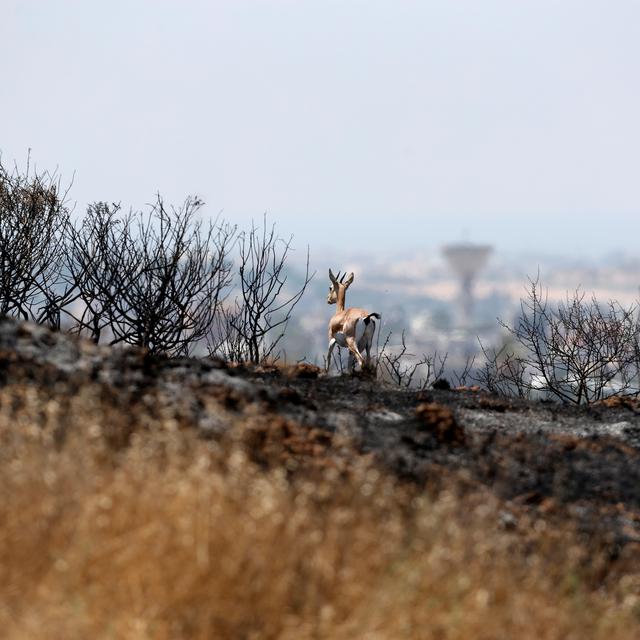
[2,316,640,557]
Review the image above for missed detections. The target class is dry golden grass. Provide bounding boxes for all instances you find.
[1,382,640,639]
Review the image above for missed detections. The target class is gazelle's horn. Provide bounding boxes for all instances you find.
[340,272,346,283]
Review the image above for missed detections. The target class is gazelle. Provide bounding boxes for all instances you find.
[326,269,381,373]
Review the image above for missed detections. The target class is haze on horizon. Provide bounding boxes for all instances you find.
[2,1,639,257]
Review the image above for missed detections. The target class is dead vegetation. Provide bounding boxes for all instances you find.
[1,391,640,640]
[415,402,466,446]
[477,277,640,404]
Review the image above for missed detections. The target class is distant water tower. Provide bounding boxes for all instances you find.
[442,243,493,328]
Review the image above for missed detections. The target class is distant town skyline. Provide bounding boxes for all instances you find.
[2,1,639,256]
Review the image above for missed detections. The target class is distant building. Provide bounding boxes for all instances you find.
[441,242,493,329]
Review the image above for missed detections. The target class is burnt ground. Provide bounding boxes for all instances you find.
[246,369,640,551]
[2,316,640,556]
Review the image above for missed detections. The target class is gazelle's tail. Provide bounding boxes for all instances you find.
[363,313,381,345]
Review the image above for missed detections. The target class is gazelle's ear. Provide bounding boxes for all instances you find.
[329,269,337,284]
[344,272,355,287]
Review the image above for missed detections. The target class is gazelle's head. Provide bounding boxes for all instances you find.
[328,269,354,305]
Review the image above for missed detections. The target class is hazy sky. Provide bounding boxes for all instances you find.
[2,1,639,256]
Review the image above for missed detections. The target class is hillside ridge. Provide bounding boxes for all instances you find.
[1,316,640,549]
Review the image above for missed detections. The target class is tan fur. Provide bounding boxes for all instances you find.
[328,308,373,339]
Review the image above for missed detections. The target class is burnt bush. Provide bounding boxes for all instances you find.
[476,277,640,405]
[64,196,236,356]
[0,157,72,328]
[208,217,313,364]
[375,330,447,390]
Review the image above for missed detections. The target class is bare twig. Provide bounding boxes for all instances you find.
[377,330,447,390]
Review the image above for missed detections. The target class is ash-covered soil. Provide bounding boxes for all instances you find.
[2,316,640,551]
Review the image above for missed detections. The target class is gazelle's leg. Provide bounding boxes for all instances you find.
[326,337,337,372]
[347,351,355,373]
[345,336,365,371]
[357,336,368,369]
[358,324,374,368]
[366,319,377,366]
